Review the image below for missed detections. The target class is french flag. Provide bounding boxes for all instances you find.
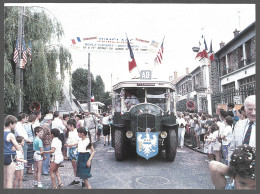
[196,35,208,59]
[208,40,214,62]
[126,34,137,72]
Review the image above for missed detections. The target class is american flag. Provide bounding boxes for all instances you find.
[27,40,32,61]
[13,36,19,63]
[154,37,164,65]
[22,38,27,67]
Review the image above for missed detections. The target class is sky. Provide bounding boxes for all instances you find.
[5,3,256,92]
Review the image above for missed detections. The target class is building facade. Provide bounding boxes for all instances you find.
[173,22,255,115]
[173,64,212,114]
[211,22,256,113]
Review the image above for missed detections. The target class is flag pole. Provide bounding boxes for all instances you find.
[152,35,165,74]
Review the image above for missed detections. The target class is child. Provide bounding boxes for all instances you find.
[43,128,64,189]
[193,119,201,149]
[204,126,214,161]
[97,120,103,141]
[76,127,95,189]
[220,116,234,165]
[65,119,81,186]
[210,123,221,162]
[4,115,22,188]
[209,145,256,190]
[13,136,28,188]
[33,126,45,188]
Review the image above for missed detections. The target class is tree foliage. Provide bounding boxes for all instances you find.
[71,68,94,100]
[4,6,72,115]
[71,68,112,111]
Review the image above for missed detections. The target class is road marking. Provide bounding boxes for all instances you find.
[107,150,115,153]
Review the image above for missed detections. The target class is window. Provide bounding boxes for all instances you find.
[222,82,235,103]
[221,57,227,76]
[245,40,252,65]
[238,75,256,102]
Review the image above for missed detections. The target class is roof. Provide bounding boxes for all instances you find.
[113,80,175,91]
[172,66,201,85]
[215,21,255,56]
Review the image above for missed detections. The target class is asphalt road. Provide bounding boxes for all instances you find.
[22,135,214,189]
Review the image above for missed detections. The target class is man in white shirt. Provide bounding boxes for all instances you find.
[230,95,256,160]
[14,113,33,176]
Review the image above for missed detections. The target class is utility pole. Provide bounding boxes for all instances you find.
[87,53,91,112]
[15,6,24,116]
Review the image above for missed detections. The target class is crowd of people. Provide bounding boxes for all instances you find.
[176,95,256,189]
[4,94,255,190]
[4,109,112,189]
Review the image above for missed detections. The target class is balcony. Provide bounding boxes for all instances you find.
[238,60,245,69]
[246,58,252,65]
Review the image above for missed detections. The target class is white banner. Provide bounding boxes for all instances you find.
[70,36,160,54]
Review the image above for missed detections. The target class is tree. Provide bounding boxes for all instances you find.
[4,6,72,115]
[93,75,105,102]
[71,68,94,100]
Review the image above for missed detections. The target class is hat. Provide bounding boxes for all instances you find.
[44,114,53,120]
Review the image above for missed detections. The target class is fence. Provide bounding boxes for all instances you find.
[211,86,256,113]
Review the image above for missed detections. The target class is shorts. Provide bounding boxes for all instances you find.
[97,128,102,136]
[33,151,43,161]
[50,153,64,164]
[103,125,110,136]
[15,161,24,170]
[69,147,78,162]
[4,154,16,166]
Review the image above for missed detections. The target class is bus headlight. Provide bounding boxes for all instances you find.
[160,131,167,138]
[126,131,133,138]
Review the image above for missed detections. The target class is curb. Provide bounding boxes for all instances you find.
[184,142,207,155]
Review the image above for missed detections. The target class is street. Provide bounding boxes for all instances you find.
[23,135,214,189]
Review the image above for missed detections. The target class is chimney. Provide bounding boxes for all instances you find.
[220,41,225,48]
[186,68,189,75]
[233,29,240,37]
[174,71,178,79]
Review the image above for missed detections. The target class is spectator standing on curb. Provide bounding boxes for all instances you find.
[76,127,95,189]
[13,136,28,188]
[62,114,70,160]
[220,116,234,165]
[24,114,36,174]
[189,114,196,147]
[75,114,84,129]
[199,115,207,150]
[14,113,32,178]
[66,119,81,186]
[194,119,201,149]
[33,126,45,188]
[4,115,22,188]
[41,114,53,175]
[52,111,66,167]
[176,112,186,149]
[229,95,256,164]
[43,129,64,189]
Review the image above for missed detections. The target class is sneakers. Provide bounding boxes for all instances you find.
[69,180,80,186]
[37,182,43,188]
